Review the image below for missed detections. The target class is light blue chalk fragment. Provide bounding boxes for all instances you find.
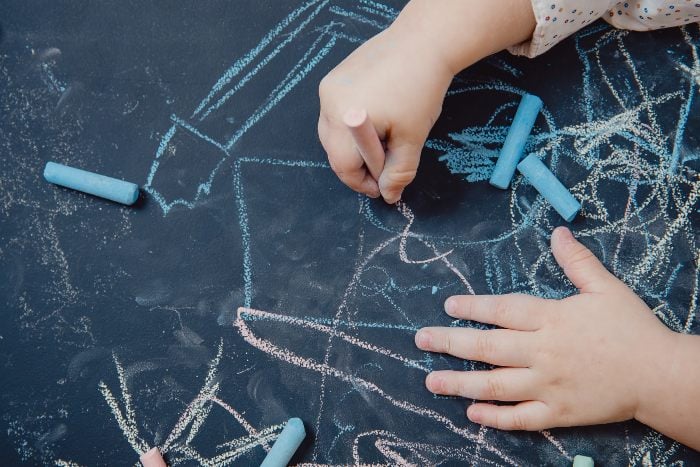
[572,455,594,467]
[431,286,438,295]
[260,418,306,467]
[516,155,581,222]
[489,93,543,189]
[44,161,139,205]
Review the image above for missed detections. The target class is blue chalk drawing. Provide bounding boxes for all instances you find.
[137,0,700,462]
[144,0,396,215]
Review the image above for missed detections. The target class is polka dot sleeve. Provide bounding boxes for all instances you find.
[509,1,700,58]
[606,1,700,31]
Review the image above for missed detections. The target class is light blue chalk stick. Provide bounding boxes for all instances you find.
[572,455,594,467]
[490,93,543,189]
[44,161,139,205]
[260,418,306,467]
[516,154,581,222]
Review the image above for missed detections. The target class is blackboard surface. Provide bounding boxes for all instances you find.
[1,1,699,465]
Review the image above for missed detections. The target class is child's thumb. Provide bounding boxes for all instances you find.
[551,227,617,294]
[378,141,422,204]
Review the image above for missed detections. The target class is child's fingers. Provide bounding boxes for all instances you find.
[318,118,380,197]
[426,368,537,402]
[444,294,547,331]
[467,400,553,431]
[378,141,422,204]
[551,227,616,294]
[415,328,531,367]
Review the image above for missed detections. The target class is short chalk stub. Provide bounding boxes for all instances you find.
[490,93,543,189]
[140,447,167,467]
[260,417,306,467]
[572,454,594,467]
[342,108,385,182]
[516,154,581,222]
[44,161,140,205]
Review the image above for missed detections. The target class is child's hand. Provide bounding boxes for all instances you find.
[318,0,536,203]
[318,28,452,203]
[415,227,678,431]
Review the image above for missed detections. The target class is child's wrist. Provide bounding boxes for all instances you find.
[390,0,477,76]
[383,21,454,90]
[632,329,683,425]
[391,0,536,75]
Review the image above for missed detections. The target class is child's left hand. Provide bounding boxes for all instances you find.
[415,226,677,431]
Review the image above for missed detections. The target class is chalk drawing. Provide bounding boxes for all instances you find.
[87,341,285,466]
[220,18,698,465]
[5,1,697,463]
[132,0,700,458]
[144,0,395,215]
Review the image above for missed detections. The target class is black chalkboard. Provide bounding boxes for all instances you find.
[1,1,699,465]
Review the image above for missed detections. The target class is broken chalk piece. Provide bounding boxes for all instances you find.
[516,154,581,222]
[140,447,167,467]
[490,93,543,189]
[343,108,385,181]
[44,161,140,205]
[260,418,306,467]
[572,454,594,467]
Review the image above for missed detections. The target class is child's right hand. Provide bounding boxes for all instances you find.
[318,27,453,203]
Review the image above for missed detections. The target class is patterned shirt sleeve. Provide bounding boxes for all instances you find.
[509,1,700,58]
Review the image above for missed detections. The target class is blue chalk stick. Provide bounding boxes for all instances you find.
[516,154,581,222]
[44,162,139,205]
[260,418,306,467]
[490,93,543,189]
[572,455,594,467]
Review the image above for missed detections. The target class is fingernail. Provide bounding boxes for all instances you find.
[382,190,402,205]
[467,405,481,423]
[364,181,380,198]
[554,226,574,244]
[444,297,457,317]
[426,373,441,392]
[415,329,432,349]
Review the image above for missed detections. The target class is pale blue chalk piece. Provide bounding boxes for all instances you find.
[572,455,594,467]
[260,418,306,467]
[44,162,139,205]
[431,286,438,295]
[490,93,543,189]
[517,155,581,222]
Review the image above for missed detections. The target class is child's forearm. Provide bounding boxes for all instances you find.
[391,0,536,75]
[636,333,700,450]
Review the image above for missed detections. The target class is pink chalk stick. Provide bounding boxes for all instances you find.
[140,447,167,467]
[343,108,385,181]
